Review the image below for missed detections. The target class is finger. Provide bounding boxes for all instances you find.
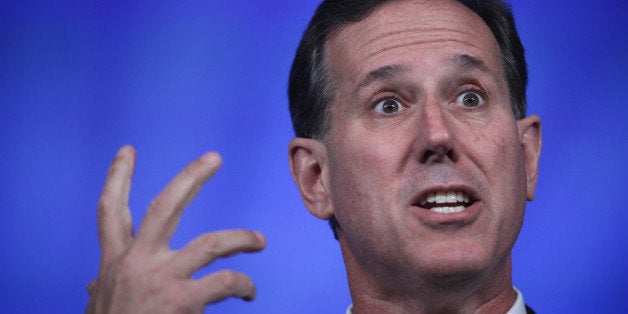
[191,270,258,304]
[97,145,136,267]
[136,152,222,250]
[86,279,98,295]
[174,230,266,277]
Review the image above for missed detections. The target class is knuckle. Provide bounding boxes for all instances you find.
[105,252,143,284]
[179,162,207,186]
[97,194,113,214]
[166,286,198,312]
[105,161,120,178]
[109,263,135,285]
[181,162,199,178]
[146,198,171,220]
[96,198,115,233]
[147,197,162,212]
[189,230,263,260]
[191,234,222,260]
[227,229,256,243]
[181,158,213,185]
[87,279,98,295]
[216,270,245,292]
[97,194,125,220]
[105,156,127,180]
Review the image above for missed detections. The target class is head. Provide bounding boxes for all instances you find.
[289,0,529,239]
[288,0,541,297]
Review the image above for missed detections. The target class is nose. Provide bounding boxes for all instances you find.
[417,102,458,164]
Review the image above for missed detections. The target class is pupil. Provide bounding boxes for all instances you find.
[464,94,478,106]
[383,100,398,113]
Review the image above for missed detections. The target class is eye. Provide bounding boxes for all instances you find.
[456,91,484,108]
[373,99,403,114]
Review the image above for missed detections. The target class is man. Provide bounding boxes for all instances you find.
[87,0,541,313]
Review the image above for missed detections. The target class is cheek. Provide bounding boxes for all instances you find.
[470,118,524,183]
[325,133,407,229]
[494,128,527,198]
[327,138,388,205]
[473,119,528,226]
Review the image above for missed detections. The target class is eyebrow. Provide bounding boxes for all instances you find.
[355,54,492,92]
[450,54,491,73]
[356,64,411,90]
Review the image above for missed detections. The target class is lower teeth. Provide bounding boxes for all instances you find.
[430,205,465,213]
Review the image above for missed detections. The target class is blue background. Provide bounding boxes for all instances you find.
[1,0,626,313]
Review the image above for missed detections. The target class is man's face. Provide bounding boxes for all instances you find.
[319,0,540,285]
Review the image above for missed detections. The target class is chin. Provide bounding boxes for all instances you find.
[412,242,501,284]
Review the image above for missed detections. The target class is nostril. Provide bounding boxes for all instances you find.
[420,146,457,163]
[421,150,435,163]
[446,148,458,162]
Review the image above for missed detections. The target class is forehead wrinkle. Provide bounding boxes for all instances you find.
[354,26,484,64]
[327,0,499,82]
[344,31,487,86]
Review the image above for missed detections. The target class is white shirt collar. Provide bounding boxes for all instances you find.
[507,286,527,314]
[346,286,527,314]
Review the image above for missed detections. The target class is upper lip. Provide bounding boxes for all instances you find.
[411,184,480,209]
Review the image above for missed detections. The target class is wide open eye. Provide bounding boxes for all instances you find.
[457,91,484,108]
[373,99,403,114]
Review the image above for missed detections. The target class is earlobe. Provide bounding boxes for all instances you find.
[288,138,334,220]
[517,115,542,201]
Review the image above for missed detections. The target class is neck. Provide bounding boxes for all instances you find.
[340,238,517,313]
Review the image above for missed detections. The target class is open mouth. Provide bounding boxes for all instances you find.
[415,190,476,214]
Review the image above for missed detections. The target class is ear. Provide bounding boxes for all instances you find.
[288,138,334,220]
[517,115,542,201]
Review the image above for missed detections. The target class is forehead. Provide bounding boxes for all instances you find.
[324,0,503,87]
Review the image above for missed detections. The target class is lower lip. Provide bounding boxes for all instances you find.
[411,201,482,227]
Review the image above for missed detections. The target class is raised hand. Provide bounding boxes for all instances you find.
[86,145,266,313]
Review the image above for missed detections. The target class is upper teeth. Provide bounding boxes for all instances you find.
[420,190,470,214]
[421,191,469,205]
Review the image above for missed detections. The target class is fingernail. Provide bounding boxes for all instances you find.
[117,145,131,157]
[254,231,267,245]
[200,152,221,166]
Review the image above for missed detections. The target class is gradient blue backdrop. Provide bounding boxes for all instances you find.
[1,1,626,313]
